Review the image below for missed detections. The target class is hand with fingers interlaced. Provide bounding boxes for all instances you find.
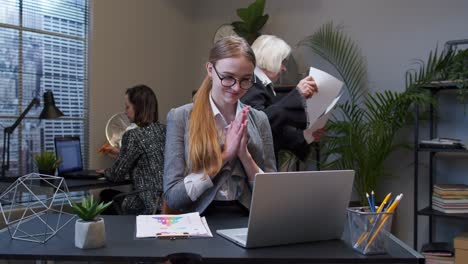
[296,76,318,99]
[237,108,251,160]
[221,106,250,165]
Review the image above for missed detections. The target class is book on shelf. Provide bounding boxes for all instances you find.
[432,205,468,214]
[423,256,454,264]
[434,189,468,197]
[433,193,468,200]
[434,184,468,191]
[433,201,468,209]
[433,184,468,199]
[421,242,454,256]
[433,196,468,204]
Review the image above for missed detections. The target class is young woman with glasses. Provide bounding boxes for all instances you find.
[241,35,325,161]
[163,36,276,214]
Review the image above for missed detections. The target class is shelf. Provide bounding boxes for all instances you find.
[413,76,468,249]
[418,80,468,90]
[417,146,468,153]
[418,207,468,220]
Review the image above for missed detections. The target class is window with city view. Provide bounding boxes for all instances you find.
[0,0,89,177]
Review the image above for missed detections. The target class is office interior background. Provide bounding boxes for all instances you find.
[1,0,468,249]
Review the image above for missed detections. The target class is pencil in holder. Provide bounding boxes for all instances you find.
[347,207,394,255]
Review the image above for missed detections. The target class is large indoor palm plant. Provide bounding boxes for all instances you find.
[297,23,447,204]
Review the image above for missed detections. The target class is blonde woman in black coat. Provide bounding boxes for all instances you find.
[241,35,325,161]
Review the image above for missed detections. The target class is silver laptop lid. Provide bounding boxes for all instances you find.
[245,170,355,248]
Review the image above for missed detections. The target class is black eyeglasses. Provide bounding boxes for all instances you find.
[212,64,253,90]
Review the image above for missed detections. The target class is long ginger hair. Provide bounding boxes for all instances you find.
[189,36,255,177]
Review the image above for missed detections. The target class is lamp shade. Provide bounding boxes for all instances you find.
[39,90,64,119]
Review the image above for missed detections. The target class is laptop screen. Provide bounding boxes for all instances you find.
[55,137,83,174]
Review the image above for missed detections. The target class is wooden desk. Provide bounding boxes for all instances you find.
[0,212,424,263]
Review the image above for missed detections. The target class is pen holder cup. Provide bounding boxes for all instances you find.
[347,207,394,255]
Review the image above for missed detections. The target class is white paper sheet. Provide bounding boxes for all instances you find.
[136,212,212,238]
[304,67,343,143]
[306,67,343,129]
[304,94,342,143]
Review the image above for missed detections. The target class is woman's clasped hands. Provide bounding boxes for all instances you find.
[221,106,251,165]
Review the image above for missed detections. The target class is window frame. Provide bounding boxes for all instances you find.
[0,0,90,176]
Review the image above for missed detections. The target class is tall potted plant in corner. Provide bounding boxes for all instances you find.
[298,23,444,204]
[71,195,112,249]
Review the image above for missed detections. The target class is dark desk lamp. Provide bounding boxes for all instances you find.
[1,90,64,178]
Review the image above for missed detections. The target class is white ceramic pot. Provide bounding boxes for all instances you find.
[74,217,106,249]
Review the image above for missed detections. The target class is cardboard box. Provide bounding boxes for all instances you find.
[454,232,468,264]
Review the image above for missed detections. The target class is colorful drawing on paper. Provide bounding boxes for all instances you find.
[153,216,183,227]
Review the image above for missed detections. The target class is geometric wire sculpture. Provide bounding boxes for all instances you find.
[0,173,75,243]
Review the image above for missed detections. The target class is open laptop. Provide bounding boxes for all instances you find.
[54,136,103,179]
[216,170,355,248]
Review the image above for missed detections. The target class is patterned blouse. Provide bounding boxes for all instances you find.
[104,122,165,214]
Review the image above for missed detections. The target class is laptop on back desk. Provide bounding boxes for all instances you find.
[54,136,102,179]
[216,170,355,248]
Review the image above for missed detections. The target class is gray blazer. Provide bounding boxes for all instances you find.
[163,102,276,213]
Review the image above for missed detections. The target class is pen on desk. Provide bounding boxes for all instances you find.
[366,192,373,212]
[376,193,392,214]
[355,203,381,248]
[357,195,400,249]
[355,209,383,248]
[355,193,393,248]
[364,194,403,251]
[355,207,384,248]
[371,191,375,212]
[384,198,395,212]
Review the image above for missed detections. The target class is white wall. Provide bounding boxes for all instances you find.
[89,0,468,248]
[89,0,196,169]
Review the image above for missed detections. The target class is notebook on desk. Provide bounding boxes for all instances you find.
[216,170,355,248]
[54,136,103,179]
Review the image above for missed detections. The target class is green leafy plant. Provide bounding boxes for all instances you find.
[437,48,468,107]
[34,151,60,173]
[298,22,446,204]
[71,195,112,222]
[406,45,468,106]
[231,0,269,44]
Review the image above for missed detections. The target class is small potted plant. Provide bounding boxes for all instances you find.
[34,151,60,175]
[71,195,112,249]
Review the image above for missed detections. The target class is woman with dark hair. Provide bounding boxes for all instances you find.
[98,84,165,215]
[164,36,276,214]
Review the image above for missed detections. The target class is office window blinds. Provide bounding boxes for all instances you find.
[0,0,89,176]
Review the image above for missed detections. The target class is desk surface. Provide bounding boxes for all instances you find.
[64,178,131,191]
[0,176,131,192]
[0,212,423,263]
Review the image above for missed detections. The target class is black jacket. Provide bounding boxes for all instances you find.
[104,122,166,214]
[241,75,310,160]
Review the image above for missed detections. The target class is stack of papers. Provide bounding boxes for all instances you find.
[136,212,212,238]
[304,67,343,143]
